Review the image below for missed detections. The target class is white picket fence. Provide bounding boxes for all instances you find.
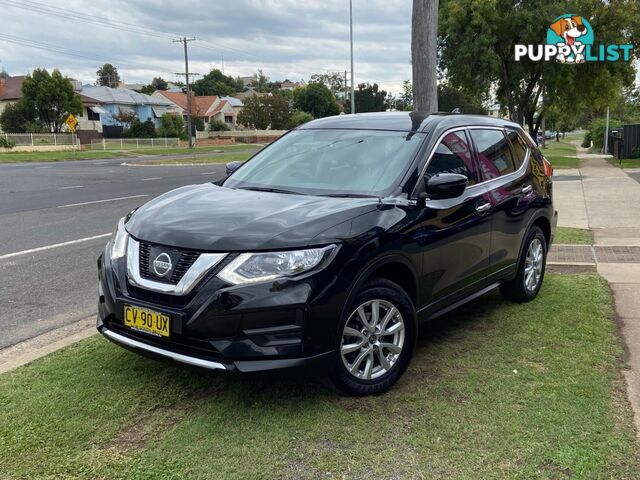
[87,138,181,151]
[3,133,77,146]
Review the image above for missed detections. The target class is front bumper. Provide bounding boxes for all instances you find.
[97,242,348,375]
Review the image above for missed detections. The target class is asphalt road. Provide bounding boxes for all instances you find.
[0,156,227,349]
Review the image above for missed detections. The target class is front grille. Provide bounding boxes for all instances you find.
[127,283,193,308]
[139,241,200,285]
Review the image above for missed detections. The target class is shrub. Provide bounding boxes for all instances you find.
[194,117,206,132]
[581,131,592,148]
[210,119,231,131]
[290,111,313,127]
[0,136,16,148]
[588,118,623,150]
[157,113,186,140]
[123,119,157,138]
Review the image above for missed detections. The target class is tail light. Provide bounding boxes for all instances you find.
[543,157,553,177]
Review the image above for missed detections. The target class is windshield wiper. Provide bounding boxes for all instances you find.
[319,193,379,198]
[237,186,302,195]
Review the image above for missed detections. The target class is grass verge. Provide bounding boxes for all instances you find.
[607,157,640,169]
[1,274,638,479]
[0,144,261,164]
[541,139,580,169]
[555,226,593,245]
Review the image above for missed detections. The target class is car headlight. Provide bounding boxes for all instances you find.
[218,245,338,285]
[109,217,129,261]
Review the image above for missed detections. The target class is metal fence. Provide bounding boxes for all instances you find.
[3,133,76,146]
[87,138,181,150]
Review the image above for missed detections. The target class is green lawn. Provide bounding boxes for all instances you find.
[1,274,638,479]
[607,157,640,169]
[555,226,593,245]
[0,144,261,164]
[540,139,580,169]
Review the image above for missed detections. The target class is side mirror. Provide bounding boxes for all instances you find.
[425,173,468,200]
[225,161,244,176]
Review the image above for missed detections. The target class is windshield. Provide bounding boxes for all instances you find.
[223,129,425,196]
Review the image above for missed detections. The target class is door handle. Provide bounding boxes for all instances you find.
[475,202,491,214]
[522,185,533,195]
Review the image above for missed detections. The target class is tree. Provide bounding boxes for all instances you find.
[158,113,186,140]
[294,83,340,118]
[267,94,292,129]
[438,84,486,114]
[439,0,639,137]
[151,77,168,91]
[20,69,82,133]
[252,70,270,93]
[96,63,120,88]
[124,119,157,138]
[400,80,413,110]
[0,102,34,133]
[290,111,313,127]
[193,117,206,131]
[412,0,439,112]
[193,69,237,97]
[237,96,271,129]
[114,109,137,126]
[309,72,345,93]
[346,83,388,113]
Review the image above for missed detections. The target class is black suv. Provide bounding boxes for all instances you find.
[97,112,556,395]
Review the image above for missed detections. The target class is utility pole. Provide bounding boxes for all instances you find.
[349,0,355,114]
[604,106,610,155]
[344,70,348,111]
[411,0,439,112]
[173,36,197,149]
[221,54,225,74]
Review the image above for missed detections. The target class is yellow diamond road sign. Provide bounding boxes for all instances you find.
[66,114,78,132]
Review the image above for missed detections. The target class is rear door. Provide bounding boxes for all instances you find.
[469,127,534,276]
[413,129,493,313]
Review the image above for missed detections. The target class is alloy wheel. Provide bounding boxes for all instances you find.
[524,238,544,292]
[340,299,405,380]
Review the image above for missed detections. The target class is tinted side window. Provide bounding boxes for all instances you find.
[424,130,476,185]
[506,129,529,169]
[470,129,515,180]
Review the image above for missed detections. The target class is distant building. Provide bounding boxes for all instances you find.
[80,85,178,134]
[220,96,244,116]
[0,75,26,121]
[153,90,237,128]
[487,103,505,118]
[280,79,303,91]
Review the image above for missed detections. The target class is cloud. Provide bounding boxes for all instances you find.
[0,0,413,93]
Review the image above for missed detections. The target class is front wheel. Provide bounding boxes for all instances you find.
[500,226,547,302]
[330,278,417,396]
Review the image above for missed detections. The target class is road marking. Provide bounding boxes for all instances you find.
[59,185,84,190]
[36,166,53,169]
[93,162,108,165]
[200,171,219,175]
[142,177,162,181]
[0,233,111,260]
[57,194,148,208]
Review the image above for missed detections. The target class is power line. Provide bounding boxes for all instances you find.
[0,33,177,79]
[0,0,263,63]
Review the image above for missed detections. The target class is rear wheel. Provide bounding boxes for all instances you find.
[331,278,416,396]
[500,226,547,302]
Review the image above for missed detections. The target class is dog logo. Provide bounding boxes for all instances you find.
[547,14,593,63]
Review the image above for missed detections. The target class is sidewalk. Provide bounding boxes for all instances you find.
[552,148,640,438]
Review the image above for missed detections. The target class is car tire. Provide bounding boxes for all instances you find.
[330,278,417,396]
[500,225,547,303]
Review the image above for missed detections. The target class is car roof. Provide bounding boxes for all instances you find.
[297,111,521,133]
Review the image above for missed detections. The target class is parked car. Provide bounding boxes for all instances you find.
[97,113,557,395]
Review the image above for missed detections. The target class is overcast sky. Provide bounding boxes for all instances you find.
[0,0,413,94]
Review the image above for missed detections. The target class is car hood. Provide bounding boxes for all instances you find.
[125,184,381,251]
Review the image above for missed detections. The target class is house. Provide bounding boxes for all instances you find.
[0,75,104,137]
[153,90,237,128]
[0,75,26,122]
[280,79,303,91]
[220,96,244,116]
[487,103,504,118]
[80,85,179,135]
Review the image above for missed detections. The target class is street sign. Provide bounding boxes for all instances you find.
[65,114,78,132]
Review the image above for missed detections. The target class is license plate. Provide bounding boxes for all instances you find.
[123,305,170,337]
